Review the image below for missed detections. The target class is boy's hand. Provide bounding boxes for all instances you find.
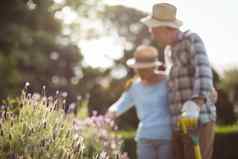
[105,111,117,120]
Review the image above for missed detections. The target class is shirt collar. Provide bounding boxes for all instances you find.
[171,30,191,49]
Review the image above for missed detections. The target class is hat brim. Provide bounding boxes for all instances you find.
[126,59,162,69]
[140,16,183,29]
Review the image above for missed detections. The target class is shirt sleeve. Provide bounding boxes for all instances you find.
[108,90,134,116]
[190,34,213,99]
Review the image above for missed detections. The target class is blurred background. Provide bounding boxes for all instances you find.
[0,0,238,158]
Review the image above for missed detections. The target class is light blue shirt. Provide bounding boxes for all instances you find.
[109,79,172,141]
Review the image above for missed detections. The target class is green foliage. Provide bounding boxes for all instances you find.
[102,5,150,65]
[115,130,136,139]
[216,89,237,125]
[117,123,238,137]
[220,69,238,104]
[0,92,128,159]
[0,99,82,158]
[0,0,82,101]
[215,69,238,124]
[216,123,238,134]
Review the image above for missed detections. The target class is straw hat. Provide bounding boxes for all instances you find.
[126,46,162,69]
[141,3,183,29]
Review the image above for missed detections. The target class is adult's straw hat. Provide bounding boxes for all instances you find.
[141,3,183,29]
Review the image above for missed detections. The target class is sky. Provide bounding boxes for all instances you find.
[65,0,238,75]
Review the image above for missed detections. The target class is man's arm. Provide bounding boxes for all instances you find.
[190,34,213,107]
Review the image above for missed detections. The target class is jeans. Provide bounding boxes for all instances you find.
[137,139,172,159]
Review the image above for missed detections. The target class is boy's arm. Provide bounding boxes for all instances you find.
[107,90,134,118]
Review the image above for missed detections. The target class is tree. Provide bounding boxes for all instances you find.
[92,5,152,129]
[220,69,238,106]
[0,0,95,103]
[217,69,238,124]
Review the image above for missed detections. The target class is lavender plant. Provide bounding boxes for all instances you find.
[0,86,129,159]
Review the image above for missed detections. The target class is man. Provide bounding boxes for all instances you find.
[141,3,216,159]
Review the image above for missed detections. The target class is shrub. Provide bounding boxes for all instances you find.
[0,89,129,159]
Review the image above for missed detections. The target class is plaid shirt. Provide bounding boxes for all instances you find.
[168,31,216,125]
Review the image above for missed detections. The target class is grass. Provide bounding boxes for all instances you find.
[215,123,238,134]
[116,122,238,139]
[115,129,136,139]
